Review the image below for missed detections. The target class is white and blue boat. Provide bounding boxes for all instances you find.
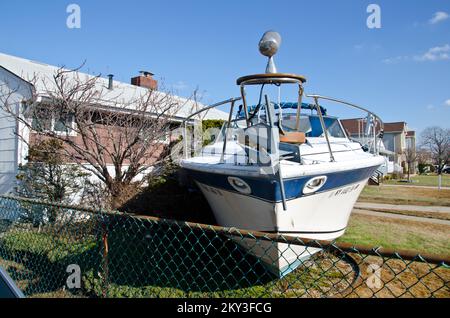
[180,31,385,277]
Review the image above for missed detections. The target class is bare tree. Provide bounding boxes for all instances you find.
[420,126,450,189]
[1,67,190,208]
[416,148,432,174]
[403,144,418,182]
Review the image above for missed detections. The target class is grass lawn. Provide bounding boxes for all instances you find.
[0,230,361,298]
[1,221,448,298]
[359,185,450,207]
[339,213,450,256]
[385,174,450,187]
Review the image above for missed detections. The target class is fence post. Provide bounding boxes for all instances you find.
[101,215,109,298]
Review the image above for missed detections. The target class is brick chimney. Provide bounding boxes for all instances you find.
[131,71,158,90]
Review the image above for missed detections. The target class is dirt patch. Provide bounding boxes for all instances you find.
[343,255,450,298]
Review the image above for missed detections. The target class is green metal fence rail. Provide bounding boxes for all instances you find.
[0,195,448,298]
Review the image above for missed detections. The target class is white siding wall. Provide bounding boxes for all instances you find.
[0,68,32,194]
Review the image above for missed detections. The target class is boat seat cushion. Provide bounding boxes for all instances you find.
[279,132,306,144]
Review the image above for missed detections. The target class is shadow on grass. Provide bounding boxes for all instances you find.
[103,215,275,293]
[119,175,217,225]
[0,176,279,297]
[0,221,276,297]
[0,239,102,296]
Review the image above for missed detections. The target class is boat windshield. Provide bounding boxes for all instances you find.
[279,114,346,138]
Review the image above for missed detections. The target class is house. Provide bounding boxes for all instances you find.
[382,122,417,174]
[0,52,227,194]
[341,118,417,175]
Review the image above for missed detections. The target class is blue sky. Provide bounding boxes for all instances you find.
[1,0,449,134]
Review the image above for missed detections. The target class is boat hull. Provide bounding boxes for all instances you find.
[182,160,382,276]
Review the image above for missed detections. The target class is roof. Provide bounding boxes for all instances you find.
[341,118,408,135]
[406,131,416,137]
[383,122,408,133]
[0,52,228,121]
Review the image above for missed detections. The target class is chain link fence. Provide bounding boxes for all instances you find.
[0,195,448,298]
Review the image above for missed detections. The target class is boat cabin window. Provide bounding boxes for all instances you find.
[279,114,346,138]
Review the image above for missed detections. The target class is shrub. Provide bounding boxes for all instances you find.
[15,139,92,216]
[202,119,225,146]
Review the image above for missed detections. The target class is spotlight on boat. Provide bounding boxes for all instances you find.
[259,31,282,74]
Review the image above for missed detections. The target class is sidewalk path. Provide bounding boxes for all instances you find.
[353,209,450,226]
[354,202,450,214]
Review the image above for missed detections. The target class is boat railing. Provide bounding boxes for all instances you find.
[182,94,384,163]
[182,97,242,159]
[306,94,384,158]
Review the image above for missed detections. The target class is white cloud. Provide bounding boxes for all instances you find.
[385,44,450,63]
[414,44,450,62]
[382,56,409,64]
[429,11,449,24]
[445,100,450,107]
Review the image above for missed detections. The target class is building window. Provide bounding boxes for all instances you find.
[32,114,52,132]
[31,112,76,136]
[53,114,75,134]
[383,134,395,152]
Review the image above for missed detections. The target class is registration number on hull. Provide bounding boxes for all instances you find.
[328,183,361,198]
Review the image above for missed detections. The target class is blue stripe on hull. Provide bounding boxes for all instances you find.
[184,165,379,203]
